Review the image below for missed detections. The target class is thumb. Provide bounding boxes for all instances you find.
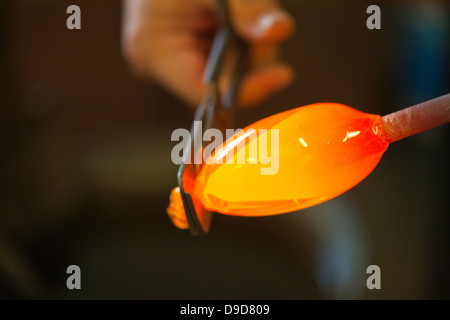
[229,0,295,43]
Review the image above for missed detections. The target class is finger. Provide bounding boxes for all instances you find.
[155,49,208,106]
[249,43,279,67]
[146,33,209,106]
[229,0,295,43]
[122,0,218,107]
[238,63,294,107]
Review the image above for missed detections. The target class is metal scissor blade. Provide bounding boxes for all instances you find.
[177,162,211,236]
[176,92,215,235]
[174,0,246,235]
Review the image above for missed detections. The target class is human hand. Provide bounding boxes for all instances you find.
[122,0,295,107]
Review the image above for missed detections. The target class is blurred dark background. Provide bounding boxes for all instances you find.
[0,0,448,299]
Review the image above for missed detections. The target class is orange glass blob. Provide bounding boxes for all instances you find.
[170,103,390,221]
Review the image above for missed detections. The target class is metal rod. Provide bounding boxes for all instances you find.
[381,93,450,143]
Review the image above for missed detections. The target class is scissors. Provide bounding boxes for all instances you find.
[176,0,246,235]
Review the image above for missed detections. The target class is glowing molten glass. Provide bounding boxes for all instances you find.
[168,102,390,227]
